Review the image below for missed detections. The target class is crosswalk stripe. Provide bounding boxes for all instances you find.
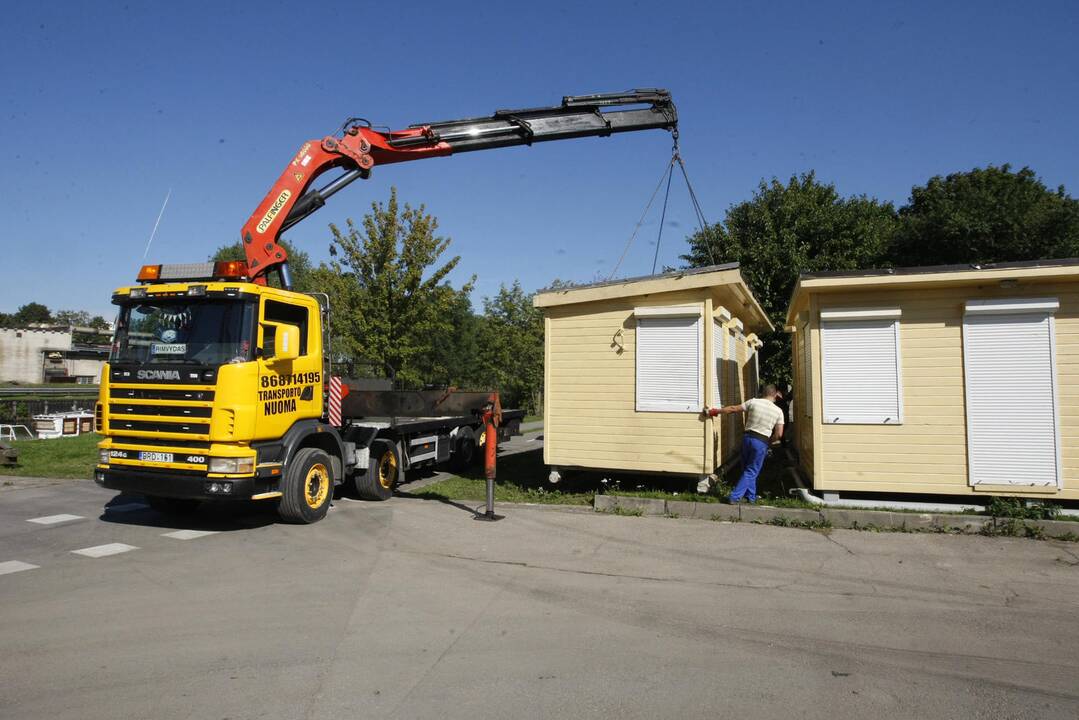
[161,530,218,540]
[27,514,85,525]
[0,561,39,576]
[71,543,139,558]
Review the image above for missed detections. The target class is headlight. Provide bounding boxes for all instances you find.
[99,450,111,465]
[208,457,255,474]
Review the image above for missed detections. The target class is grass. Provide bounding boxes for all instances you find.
[0,433,100,479]
[523,415,542,423]
[408,448,594,506]
[413,442,821,509]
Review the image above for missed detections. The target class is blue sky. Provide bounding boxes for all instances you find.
[1,0,1076,317]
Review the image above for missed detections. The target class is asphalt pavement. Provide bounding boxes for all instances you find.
[2,438,1079,719]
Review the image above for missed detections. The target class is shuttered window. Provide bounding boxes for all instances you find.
[820,308,903,424]
[963,299,1061,488]
[635,308,702,412]
[711,320,724,406]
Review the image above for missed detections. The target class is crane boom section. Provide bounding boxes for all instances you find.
[240,89,677,284]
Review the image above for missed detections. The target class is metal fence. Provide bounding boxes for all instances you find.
[0,398,97,426]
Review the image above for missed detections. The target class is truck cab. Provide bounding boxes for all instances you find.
[95,261,522,524]
[95,261,339,522]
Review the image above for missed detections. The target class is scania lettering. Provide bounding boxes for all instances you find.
[94,89,677,523]
[137,370,181,381]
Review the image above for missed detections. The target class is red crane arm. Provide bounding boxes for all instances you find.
[240,126,453,283]
[240,90,677,286]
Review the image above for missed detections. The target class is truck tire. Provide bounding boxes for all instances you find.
[354,439,398,501]
[145,495,200,515]
[277,447,334,524]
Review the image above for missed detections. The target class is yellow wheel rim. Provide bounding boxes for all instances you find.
[304,463,330,509]
[378,451,398,489]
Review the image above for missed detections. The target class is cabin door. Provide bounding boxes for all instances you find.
[963,300,1061,488]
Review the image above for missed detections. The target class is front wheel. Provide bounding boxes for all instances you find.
[277,447,334,524]
[353,439,398,501]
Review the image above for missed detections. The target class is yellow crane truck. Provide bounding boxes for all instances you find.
[93,90,678,522]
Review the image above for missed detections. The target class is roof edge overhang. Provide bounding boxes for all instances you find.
[535,265,773,333]
[785,263,1079,328]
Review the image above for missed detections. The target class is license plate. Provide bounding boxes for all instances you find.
[139,451,174,463]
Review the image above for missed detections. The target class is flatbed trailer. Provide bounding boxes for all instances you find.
[334,386,524,485]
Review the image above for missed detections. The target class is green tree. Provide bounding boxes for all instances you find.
[683,172,898,384]
[53,309,92,327]
[315,188,474,388]
[478,281,545,414]
[890,165,1079,266]
[210,238,315,292]
[12,302,52,325]
[421,290,484,389]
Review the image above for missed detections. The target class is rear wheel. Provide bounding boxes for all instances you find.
[353,439,398,501]
[449,430,476,471]
[145,495,200,515]
[277,447,334,524]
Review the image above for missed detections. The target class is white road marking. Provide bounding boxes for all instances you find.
[71,543,139,558]
[0,561,39,576]
[27,514,84,525]
[103,503,147,513]
[161,530,218,540]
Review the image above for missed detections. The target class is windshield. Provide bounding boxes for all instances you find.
[111,299,255,366]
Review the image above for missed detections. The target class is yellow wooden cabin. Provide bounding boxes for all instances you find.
[786,259,1079,501]
[533,264,772,485]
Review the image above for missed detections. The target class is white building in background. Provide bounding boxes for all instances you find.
[0,326,109,384]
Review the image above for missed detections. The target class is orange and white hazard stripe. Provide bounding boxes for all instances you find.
[328,376,344,427]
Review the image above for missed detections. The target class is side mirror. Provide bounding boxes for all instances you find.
[261,322,300,363]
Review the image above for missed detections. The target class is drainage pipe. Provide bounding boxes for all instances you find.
[784,467,987,513]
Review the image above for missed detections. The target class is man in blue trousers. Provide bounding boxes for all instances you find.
[706,384,785,504]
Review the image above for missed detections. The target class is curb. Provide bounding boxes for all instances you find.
[595,494,1079,539]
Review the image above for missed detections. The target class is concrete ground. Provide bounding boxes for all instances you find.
[2,470,1079,719]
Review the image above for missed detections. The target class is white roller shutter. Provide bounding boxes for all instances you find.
[636,315,702,412]
[963,300,1061,487]
[820,309,903,424]
[711,320,724,406]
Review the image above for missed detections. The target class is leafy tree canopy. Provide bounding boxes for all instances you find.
[891,164,1079,267]
[52,309,110,328]
[313,188,474,389]
[477,281,545,414]
[12,302,53,325]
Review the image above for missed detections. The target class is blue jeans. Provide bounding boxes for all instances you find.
[731,435,769,502]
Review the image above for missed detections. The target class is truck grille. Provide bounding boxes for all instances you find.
[105,366,218,439]
[109,403,213,419]
[109,419,210,436]
[109,388,215,402]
